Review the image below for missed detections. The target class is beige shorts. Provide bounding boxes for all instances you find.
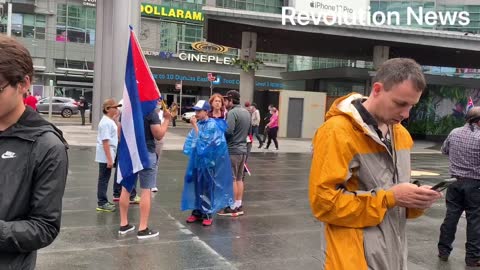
[230,154,246,181]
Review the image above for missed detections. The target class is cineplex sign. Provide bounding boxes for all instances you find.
[178,41,234,65]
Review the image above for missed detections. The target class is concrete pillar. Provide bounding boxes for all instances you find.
[92,0,140,128]
[239,31,257,105]
[373,45,389,70]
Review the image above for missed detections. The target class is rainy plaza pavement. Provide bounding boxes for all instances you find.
[34,122,474,269]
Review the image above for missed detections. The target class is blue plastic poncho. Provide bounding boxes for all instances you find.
[181,118,233,214]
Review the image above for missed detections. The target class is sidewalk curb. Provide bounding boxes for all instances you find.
[56,125,442,154]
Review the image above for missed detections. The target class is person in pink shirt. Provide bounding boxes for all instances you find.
[56,31,69,42]
[264,107,279,150]
[24,90,37,111]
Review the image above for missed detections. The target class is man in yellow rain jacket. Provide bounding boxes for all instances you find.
[309,58,442,270]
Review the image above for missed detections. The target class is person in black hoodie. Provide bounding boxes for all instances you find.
[0,34,68,270]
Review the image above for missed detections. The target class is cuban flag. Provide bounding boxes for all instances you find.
[467,96,474,113]
[117,26,160,192]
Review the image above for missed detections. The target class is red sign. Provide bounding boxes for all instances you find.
[207,73,216,82]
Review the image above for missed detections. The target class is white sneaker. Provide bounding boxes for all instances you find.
[151,187,158,192]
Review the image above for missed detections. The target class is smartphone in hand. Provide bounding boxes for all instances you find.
[431,178,457,192]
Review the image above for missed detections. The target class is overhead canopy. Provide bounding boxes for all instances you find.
[282,67,480,88]
[203,7,480,68]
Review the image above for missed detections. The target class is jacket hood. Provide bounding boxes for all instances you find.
[325,93,377,138]
[1,107,68,147]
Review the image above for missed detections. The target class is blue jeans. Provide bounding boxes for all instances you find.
[97,163,112,206]
[252,126,262,145]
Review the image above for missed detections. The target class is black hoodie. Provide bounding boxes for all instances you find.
[0,107,68,270]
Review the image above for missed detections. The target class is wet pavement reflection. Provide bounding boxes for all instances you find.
[36,147,473,269]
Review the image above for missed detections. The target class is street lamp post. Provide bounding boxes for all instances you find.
[210,81,213,97]
[48,80,53,122]
[176,80,183,117]
[207,72,216,96]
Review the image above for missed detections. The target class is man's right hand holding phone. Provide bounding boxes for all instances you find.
[389,183,443,209]
[430,178,457,192]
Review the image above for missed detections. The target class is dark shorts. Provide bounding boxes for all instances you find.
[230,154,246,181]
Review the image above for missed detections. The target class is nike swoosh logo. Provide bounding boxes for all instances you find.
[1,151,16,159]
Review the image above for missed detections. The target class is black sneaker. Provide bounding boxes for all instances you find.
[438,251,449,262]
[118,224,135,235]
[236,206,244,216]
[137,227,159,239]
[217,207,238,217]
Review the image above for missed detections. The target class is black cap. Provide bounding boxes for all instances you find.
[223,90,240,102]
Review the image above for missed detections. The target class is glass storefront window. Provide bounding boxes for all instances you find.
[0,18,4,34]
[370,1,480,34]
[11,14,23,37]
[0,13,46,39]
[35,15,46,39]
[158,21,203,52]
[56,3,96,45]
[162,0,205,11]
[216,0,283,14]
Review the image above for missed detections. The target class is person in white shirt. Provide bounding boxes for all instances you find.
[95,98,122,212]
[250,103,262,148]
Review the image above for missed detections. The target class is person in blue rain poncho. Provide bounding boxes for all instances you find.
[182,100,233,226]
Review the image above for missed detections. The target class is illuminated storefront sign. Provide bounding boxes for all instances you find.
[191,41,229,54]
[152,71,284,89]
[143,50,174,59]
[178,53,233,65]
[177,42,233,65]
[141,3,203,22]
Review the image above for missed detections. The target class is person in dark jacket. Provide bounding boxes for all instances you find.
[438,107,480,267]
[78,96,89,125]
[0,34,69,270]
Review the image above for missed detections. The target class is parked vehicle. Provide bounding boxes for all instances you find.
[36,97,79,118]
[182,111,196,123]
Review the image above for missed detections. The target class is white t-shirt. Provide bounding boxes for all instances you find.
[158,109,164,122]
[95,115,118,163]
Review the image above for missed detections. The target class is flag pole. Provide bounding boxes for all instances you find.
[210,81,213,97]
[179,80,183,117]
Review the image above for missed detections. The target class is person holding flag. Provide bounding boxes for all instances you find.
[116,27,171,239]
[182,100,233,226]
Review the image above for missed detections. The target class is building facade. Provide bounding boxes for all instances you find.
[1,0,480,137]
[138,0,286,113]
[0,0,95,102]
[0,0,286,113]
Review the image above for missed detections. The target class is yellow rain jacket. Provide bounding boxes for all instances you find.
[309,93,423,270]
